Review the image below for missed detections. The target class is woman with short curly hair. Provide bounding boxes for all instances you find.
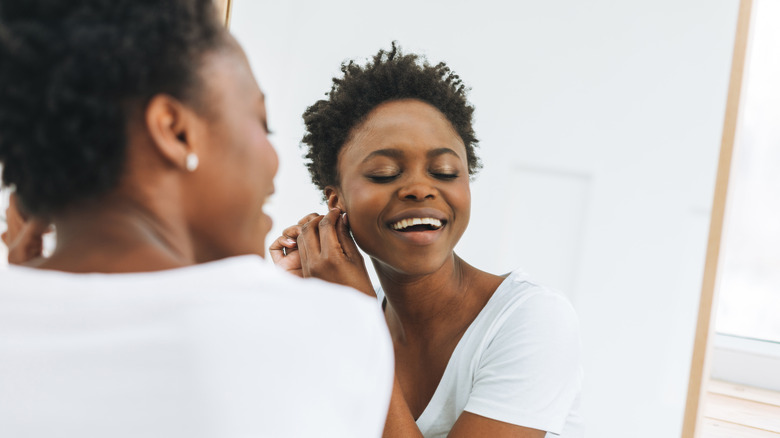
[273,44,584,437]
[0,1,392,436]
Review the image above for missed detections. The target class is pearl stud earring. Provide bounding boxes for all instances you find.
[185,153,199,172]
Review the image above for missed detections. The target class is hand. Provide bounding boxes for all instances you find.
[296,208,375,297]
[269,212,319,276]
[1,193,50,265]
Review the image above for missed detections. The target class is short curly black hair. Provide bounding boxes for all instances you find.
[302,43,481,193]
[0,0,225,217]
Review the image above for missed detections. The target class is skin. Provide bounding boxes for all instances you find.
[272,99,545,438]
[1,192,49,265]
[28,38,276,273]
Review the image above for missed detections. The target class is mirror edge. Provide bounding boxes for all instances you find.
[680,0,754,436]
[215,0,233,28]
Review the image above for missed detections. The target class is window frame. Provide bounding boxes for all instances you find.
[710,333,780,392]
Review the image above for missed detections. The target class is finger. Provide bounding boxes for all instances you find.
[297,212,320,226]
[336,212,362,261]
[298,214,324,259]
[318,208,344,260]
[279,236,298,248]
[269,246,303,277]
[269,236,290,264]
[296,228,311,277]
[282,223,303,241]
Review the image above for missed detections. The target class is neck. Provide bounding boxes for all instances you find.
[376,254,479,344]
[39,194,194,273]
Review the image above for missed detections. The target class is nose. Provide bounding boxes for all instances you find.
[398,181,436,201]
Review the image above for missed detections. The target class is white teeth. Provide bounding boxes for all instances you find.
[391,217,443,230]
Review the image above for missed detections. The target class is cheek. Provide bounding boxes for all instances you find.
[234,128,277,192]
[341,183,385,248]
[447,181,472,228]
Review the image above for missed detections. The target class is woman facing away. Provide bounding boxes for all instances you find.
[0,1,393,437]
[272,45,584,437]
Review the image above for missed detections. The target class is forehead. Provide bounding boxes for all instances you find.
[341,99,466,160]
[200,46,263,109]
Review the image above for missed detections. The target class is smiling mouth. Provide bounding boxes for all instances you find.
[389,217,445,232]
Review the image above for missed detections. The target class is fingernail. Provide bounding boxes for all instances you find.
[284,238,296,245]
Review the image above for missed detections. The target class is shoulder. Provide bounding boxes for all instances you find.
[2,256,389,347]
[167,255,385,315]
[463,270,583,434]
[191,255,390,337]
[483,270,580,342]
[0,258,395,437]
[468,269,582,384]
[190,258,395,434]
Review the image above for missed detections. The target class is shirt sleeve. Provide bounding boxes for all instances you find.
[463,289,582,435]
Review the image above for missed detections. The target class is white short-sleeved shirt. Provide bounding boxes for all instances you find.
[0,255,394,438]
[377,269,583,437]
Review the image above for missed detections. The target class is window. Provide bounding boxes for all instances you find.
[711,0,780,391]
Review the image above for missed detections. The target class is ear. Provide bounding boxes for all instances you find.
[145,94,199,171]
[324,186,345,211]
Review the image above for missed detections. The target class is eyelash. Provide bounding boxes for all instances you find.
[432,172,459,180]
[368,175,399,183]
[260,118,272,135]
[367,172,459,183]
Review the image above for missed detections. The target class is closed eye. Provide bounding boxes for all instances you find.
[432,172,459,180]
[367,174,400,183]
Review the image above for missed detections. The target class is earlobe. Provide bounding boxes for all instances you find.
[324,186,345,211]
[145,95,197,171]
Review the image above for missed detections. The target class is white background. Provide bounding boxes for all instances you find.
[229,1,740,437]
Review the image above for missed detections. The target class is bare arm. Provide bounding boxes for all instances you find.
[381,376,545,438]
[448,412,546,438]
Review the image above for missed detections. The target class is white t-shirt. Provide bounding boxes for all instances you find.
[0,255,394,438]
[377,269,583,437]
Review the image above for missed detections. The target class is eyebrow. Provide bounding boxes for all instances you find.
[361,147,461,164]
[427,148,461,159]
[361,149,404,163]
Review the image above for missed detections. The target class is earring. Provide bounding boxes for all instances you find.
[185,153,199,172]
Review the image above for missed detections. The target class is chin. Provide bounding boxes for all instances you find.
[372,253,450,278]
[251,213,272,256]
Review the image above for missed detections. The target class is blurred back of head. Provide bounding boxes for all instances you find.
[0,0,225,218]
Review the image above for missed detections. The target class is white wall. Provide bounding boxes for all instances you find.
[232,1,739,436]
